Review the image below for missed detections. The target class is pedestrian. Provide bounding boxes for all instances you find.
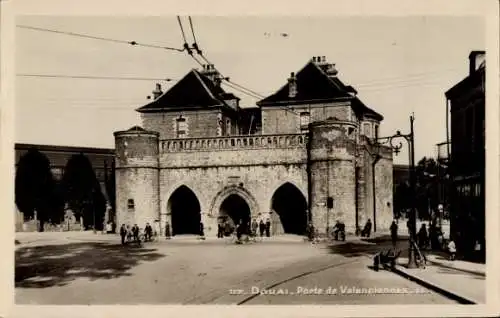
[259,219,265,237]
[362,219,372,237]
[448,237,457,260]
[236,221,243,242]
[165,221,171,239]
[307,222,315,242]
[120,224,127,245]
[199,222,205,240]
[217,222,223,238]
[265,218,271,237]
[417,223,428,250]
[251,219,258,237]
[144,222,153,241]
[390,220,398,247]
[132,224,139,242]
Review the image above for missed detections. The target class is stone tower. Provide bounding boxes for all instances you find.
[308,118,358,234]
[114,126,160,229]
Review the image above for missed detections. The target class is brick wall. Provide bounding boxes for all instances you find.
[115,167,159,229]
[159,164,308,238]
[115,130,160,230]
[141,110,221,139]
[261,101,353,134]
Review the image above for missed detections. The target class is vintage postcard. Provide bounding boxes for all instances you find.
[2,0,499,317]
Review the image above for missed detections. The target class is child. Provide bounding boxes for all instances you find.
[447,238,456,261]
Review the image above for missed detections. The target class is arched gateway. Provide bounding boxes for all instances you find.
[167,185,201,236]
[270,182,308,235]
[209,185,259,226]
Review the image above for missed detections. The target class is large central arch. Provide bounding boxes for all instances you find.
[167,185,201,235]
[209,185,259,219]
[271,182,308,235]
[219,194,251,228]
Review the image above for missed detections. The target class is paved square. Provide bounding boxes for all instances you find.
[15,234,455,305]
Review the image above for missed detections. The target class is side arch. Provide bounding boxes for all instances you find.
[166,185,201,235]
[270,182,308,235]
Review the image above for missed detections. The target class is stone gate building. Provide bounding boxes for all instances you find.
[114,56,393,237]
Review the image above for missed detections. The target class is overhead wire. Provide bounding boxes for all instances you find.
[17,25,185,52]
[17,73,177,81]
[185,15,299,116]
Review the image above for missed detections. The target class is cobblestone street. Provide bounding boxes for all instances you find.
[15,233,455,305]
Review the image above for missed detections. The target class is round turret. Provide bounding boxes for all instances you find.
[113,126,160,230]
[307,118,358,235]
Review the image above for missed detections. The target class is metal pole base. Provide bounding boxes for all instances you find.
[407,255,418,268]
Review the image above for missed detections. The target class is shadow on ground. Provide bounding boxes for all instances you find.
[326,241,386,257]
[15,242,165,288]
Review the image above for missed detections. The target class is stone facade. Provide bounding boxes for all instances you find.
[114,57,394,237]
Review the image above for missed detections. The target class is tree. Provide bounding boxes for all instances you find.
[414,157,445,220]
[15,148,62,231]
[62,153,106,231]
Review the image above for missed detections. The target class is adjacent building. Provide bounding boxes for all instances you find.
[445,50,485,259]
[14,143,114,231]
[115,56,394,237]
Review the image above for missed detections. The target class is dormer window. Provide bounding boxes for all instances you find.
[374,124,379,140]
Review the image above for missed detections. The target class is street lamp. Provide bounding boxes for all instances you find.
[375,114,418,268]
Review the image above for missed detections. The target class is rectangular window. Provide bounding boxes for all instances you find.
[374,125,379,140]
[226,119,231,136]
[127,199,135,210]
[300,112,310,128]
[176,117,187,138]
[363,123,371,137]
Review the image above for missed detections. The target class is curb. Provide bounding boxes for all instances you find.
[391,265,476,304]
[427,259,485,277]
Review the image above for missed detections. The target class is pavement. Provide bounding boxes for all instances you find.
[14,230,457,305]
[392,248,485,304]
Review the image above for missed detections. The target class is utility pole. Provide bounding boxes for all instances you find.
[407,114,418,268]
[375,114,418,268]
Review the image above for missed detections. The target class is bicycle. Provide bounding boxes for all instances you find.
[139,232,156,243]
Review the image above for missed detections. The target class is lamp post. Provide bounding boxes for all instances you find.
[375,114,418,268]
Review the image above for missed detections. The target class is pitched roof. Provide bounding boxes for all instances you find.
[257,60,383,121]
[136,69,238,113]
[445,65,485,100]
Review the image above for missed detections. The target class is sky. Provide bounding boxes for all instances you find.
[15,16,485,164]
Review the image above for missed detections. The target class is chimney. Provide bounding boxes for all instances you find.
[288,72,297,98]
[152,83,163,100]
[469,50,486,75]
[325,63,338,77]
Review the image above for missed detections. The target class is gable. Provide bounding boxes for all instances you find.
[136,70,228,113]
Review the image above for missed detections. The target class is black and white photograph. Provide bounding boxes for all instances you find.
[3,0,500,317]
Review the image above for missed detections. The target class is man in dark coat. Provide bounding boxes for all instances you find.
[265,218,271,237]
[217,223,223,238]
[362,219,372,237]
[199,222,205,239]
[120,224,127,245]
[390,220,398,247]
[132,224,139,242]
[259,220,265,237]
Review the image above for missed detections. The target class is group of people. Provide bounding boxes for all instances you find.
[119,222,154,245]
[217,218,272,241]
